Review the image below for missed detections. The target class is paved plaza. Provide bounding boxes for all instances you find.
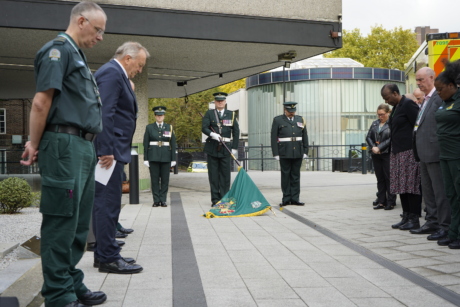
[48,171,460,306]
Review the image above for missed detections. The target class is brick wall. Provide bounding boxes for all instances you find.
[0,99,31,148]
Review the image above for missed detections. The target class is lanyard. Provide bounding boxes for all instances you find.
[416,98,429,124]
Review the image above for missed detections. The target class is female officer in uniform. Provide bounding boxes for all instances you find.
[143,106,177,207]
[434,60,460,248]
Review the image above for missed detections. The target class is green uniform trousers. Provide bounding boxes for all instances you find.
[38,132,96,307]
[149,161,171,203]
[207,154,231,203]
[440,159,460,240]
[280,158,302,203]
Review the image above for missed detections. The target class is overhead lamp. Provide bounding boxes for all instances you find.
[278,50,296,62]
[177,81,187,87]
[219,73,223,79]
[284,62,291,69]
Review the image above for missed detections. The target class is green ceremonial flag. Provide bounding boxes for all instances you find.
[204,168,272,219]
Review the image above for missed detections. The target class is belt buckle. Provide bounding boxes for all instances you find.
[158,141,162,147]
[292,137,296,142]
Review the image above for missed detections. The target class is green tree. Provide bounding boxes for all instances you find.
[324,25,419,70]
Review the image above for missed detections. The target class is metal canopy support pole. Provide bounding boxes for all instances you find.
[283,65,286,104]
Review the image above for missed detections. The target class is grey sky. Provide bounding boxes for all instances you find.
[343,0,459,35]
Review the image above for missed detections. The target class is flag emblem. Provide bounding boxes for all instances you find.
[251,201,262,209]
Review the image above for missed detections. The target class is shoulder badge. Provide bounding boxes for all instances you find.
[53,37,66,45]
[49,49,61,61]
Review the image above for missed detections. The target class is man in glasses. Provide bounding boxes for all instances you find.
[21,2,107,306]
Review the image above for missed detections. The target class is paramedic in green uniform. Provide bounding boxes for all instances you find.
[20,2,108,307]
[202,92,240,206]
[143,106,177,207]
[271,101,309,207]
[434,60,460,249]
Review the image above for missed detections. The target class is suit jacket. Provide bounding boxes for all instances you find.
[414,91,443,163]
[388,95,419,154]
[366,119,391,155]
[143,123,176,162]
[202,109,240,158]
[93,60,138,164]
[271,114,309,159]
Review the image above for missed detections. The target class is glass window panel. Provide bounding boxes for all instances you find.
[310,68,331,79]
[390,70,402,81]
[353,67,372,79]
[289,69,309,81]
[259,73,271,84]
[272,71,289,83]
[332,68,353,79]
[374,68,389,80]
[247,75,258,87]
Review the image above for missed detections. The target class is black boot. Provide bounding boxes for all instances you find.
[392,212,409,229]
[399,213,420,231]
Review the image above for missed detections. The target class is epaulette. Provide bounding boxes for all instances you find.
[274,115,283,120]
[53,37,66,45]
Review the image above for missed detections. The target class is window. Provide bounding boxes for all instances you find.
[0,109,5,134]
[0,150,5,174]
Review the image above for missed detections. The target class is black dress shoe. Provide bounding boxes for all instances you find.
[77,289,107,305]
[410,224,438,234]
[291,201,305,206]
[392,212,409,229]
[161,202,168,207]
[279,201,290,207]
[373,204,385,210]
[384,203,395,210]
[438,237,456,246]
[63,300,90,307]
[449,239,460,249]
[94,257,136,268]
[86,243,95,252]
[399,213,420,230]
[98,258,143,274]
[116,240,125,246]
[118,227,134,234]
[115,231,128,238]
[153,202,160,207]
[211,202,217,207]
[428,229,448,241]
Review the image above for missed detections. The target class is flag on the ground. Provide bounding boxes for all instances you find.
[204,168,271,218]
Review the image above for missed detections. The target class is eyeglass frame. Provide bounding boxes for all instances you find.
[80,14,104,37]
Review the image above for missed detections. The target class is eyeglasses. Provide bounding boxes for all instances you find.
[80,14,104,37]
[377,113,387,117]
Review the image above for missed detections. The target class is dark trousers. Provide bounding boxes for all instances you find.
[400,193,421,215]
[280,158,303,203]
[207,154,231,203]
[39,132,96,307]
[92,162,124,263]
[149,161,171,203]
[372,154,396,206]
[440,159,460,240]
[420,161,451,230]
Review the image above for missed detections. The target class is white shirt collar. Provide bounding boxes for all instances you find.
[424,87,436,100]
[157,122,163,128]
[114,59,128,79]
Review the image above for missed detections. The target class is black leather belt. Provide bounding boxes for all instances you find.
[45,124,97,142]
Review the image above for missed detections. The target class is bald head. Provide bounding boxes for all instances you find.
[413,88,424,105]
[416,67,435,95]
[405,93,417,103]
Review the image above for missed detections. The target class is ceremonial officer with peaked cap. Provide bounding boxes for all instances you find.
[202,92,240,206]
[143,106,177,207]
[271,101,309,206]
[20,2,108,306]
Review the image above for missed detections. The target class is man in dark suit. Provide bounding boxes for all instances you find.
[410,67,451,240]
[92,42,149,274]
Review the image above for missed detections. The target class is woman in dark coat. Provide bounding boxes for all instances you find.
[367,103,396,210]
[381,84,421,230]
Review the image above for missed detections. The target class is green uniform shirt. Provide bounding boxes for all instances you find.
[143,123,177,162]
[202,109,240,158]
[271,114,309,159]
[34,33,102,134]
[435,88,460,160]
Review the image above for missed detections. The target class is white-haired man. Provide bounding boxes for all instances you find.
[20,2,108,306]
[92,41,149,274]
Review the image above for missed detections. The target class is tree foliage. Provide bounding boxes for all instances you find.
[0,177,33,214]
[324,25,419,70]
[148,79,246,148]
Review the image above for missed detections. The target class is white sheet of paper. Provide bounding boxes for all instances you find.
[95,160,117,186]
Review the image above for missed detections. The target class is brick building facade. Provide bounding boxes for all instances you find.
[0,99,33,174]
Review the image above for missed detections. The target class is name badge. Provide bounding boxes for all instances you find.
[223,120,232,126]
[163,131,171,138]
[297,122,304,128]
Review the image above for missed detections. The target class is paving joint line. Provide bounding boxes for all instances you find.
[277,206,460,306]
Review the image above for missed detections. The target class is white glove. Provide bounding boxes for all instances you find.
[144,161,150,167]
[232,149,238,158]
[171,161,176,167]
[274,156,280,161]
[210,132,221,141]
[303,154,307,159]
